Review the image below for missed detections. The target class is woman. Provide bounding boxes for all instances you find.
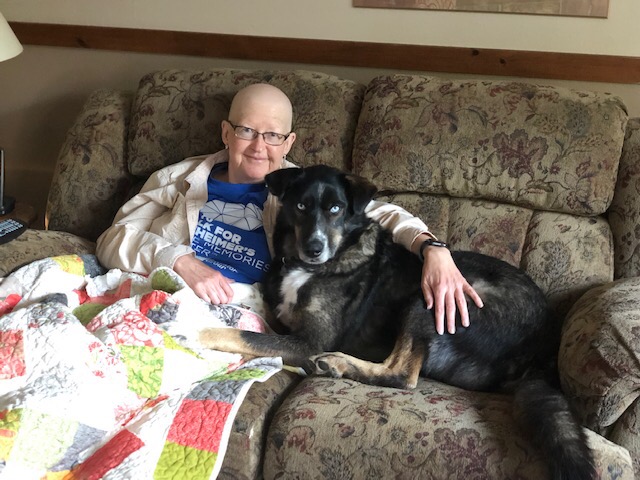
[96,83,482,335]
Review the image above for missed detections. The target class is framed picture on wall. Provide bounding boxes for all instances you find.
[352,1,609,18]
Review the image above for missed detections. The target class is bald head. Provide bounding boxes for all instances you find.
[229,83,294,132]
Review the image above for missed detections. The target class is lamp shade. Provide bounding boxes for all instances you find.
[0,11,22,63]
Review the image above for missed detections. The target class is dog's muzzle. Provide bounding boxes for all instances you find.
[298,235,334,264]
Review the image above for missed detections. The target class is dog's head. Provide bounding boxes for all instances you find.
[266,165,377,264]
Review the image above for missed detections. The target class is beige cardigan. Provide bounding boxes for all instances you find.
[96,150,432,274]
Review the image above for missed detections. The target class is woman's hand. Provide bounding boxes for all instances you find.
[420,245,483,335]
[174,254,235,304]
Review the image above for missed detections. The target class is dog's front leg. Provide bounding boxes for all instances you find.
[309,334,425,389]
[199,327,322,367]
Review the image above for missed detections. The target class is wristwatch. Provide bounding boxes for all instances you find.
[418,238,449,263]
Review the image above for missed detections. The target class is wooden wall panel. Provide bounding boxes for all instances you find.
[10,22,640,84]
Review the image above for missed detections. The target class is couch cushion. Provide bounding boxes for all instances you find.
[128,69,365,177]
[0,229,96,277]
[264,377,634,480]
[377,192,613,318]
[355,75,628,216]
[219,371,299,479]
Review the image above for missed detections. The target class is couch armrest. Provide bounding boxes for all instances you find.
[0,229,95,277]
[610,117,640,279]
[46,90,134,242]
[220,370,299,479]
[559,277,640,474]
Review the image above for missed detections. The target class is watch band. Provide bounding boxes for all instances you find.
[418,238,449,263]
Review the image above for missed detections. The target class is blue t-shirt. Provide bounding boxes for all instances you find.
[191,163,271,283]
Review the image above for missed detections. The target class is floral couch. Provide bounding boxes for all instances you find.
[2,69,639,479]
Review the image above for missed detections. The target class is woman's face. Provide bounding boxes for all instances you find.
[222,86,296,184]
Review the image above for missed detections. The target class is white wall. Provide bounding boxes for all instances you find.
[0,0,638,227]
[2,0,639,55]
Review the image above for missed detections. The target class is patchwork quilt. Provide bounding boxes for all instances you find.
[0,255,283,480]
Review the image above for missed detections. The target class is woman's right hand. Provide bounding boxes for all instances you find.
[173,254,235,304]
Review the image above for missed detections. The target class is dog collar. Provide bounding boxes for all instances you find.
[280,256,305,268]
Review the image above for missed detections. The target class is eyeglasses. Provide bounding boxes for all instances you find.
[226,121,291,146]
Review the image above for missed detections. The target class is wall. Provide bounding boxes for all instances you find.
[3,0,639,55]
[0,0,638,228]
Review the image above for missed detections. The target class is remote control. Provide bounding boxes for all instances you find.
[0,218,26,245]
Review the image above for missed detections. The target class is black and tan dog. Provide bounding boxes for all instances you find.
[200,165,595,480]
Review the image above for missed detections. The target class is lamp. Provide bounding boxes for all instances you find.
[0,10,23,215]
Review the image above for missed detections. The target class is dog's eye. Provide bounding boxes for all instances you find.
[329,205,341,214]
[297,203,306,211]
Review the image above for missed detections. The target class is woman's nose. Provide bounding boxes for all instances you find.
[249,134,267,149]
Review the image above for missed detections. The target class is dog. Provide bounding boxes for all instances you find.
[199,164,595,480]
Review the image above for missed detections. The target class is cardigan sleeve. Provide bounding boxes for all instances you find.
[365,200,435,254]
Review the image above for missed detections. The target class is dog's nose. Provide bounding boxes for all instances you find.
[304,240,324,258]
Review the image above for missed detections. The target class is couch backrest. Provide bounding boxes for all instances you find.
[127,69,365,177]
[46,69,636,316]
[353,74,629,317]
[46,69,365,241]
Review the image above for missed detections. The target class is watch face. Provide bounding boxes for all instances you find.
[430,240,448,248]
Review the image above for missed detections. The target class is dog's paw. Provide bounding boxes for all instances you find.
[307,352,355,378]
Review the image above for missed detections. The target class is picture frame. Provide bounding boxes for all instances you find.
[352,1,609,18]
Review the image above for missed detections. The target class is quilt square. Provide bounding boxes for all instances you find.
[9,409,77,470]
[52,255,85,276]
[50,423,106,472]
[0,329,26,380]
[112,310,164,347]
[119,345,164,398]
[0,409,21,461]
[154,442,216,480]
[70,429,144,480]
[166,398,232,452]
[0,293,21,316]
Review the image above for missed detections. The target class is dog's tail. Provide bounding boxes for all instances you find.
[512,378,596,480]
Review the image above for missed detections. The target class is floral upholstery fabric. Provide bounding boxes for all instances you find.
[6,69,639,478]
[560,277,640,477]
[0,229,95,277]
[610,118,640,279]
[354,75,628,216]
[378,125,614,320]
[264,377,634,480]
[377,183,614,321]
[522,212,614,317]
[46,90,134,241]
[127,69,365,177]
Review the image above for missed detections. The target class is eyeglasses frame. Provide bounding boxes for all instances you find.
[226,120,292,146]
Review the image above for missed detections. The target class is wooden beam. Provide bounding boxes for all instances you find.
[9,22,640,84]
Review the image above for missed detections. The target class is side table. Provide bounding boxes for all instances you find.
[0,202,37,227]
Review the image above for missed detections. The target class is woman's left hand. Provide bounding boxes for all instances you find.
[420,246,483,335]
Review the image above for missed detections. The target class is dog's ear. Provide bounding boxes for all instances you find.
[345,173,378,214]
[265,167,305,199]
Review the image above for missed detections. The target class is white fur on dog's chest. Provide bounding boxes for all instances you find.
[277,267,312,325]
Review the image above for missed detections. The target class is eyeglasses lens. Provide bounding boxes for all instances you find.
[232,125,286,146]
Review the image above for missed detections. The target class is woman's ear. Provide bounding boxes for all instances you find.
[282,132,297,156]
[221,120,232,146]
